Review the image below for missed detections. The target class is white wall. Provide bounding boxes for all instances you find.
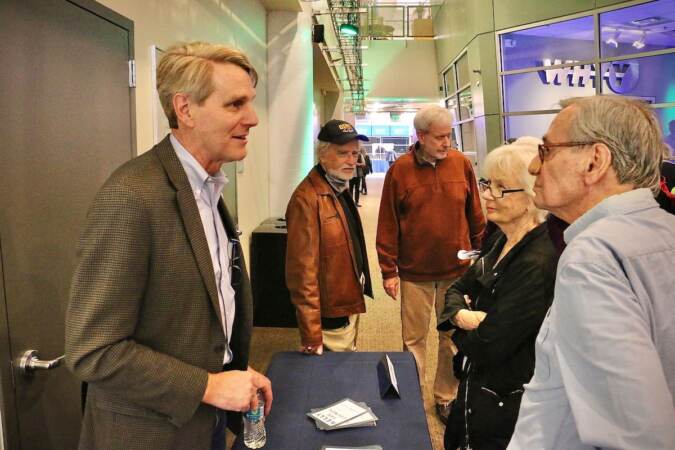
[267,9,315,217]
[364,40,440,100]
[95,0,269,252]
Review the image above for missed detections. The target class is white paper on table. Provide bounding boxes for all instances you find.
[335,409,377,427]
[308,398,369,427]
[385,355,399,394]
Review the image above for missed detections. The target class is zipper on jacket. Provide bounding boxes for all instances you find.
[463,360,472,450]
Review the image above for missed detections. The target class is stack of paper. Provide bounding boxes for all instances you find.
[307,398,378,430]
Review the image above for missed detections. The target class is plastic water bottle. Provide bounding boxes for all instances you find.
[243,391,266,448]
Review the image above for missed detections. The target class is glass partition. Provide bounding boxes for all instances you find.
[500,16,595,72]
[600,0,675,58]
[370,6,405,38]
[600,53,675,103]
[408,6,433,37]
[444,67,457,96]
[504,114,557,141]
[498,1,675,143]
[456,53,470,88]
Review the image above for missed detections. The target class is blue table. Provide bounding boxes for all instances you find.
[233,352,432,450]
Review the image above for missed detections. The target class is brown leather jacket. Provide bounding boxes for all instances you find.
[285,166,372,346]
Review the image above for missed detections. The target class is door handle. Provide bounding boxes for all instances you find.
[18,350,65,377]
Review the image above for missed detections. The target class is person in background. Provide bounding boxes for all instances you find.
[438,137,558,450]
[65,42,272,450]
[349,148,367,206]
[508,95,675,450]
[385,147,397,167]
[665,119,675,157]
[376,105,485,423]
[286,119,373,355]
[360,149,373,195]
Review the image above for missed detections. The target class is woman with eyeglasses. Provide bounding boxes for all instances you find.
[438,136,560,450]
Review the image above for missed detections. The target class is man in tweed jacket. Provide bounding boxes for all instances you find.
[65,42,272,450]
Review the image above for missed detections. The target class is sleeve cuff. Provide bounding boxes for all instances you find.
[382,271,398,280]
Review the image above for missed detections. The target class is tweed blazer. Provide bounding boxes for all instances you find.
[65,136,253,450]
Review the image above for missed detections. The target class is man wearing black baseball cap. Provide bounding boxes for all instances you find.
[285,119,372,355]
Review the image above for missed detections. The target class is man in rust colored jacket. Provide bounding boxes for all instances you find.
[286,120,373,355]
[376,106,485,423]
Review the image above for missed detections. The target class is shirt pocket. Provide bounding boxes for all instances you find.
[320,213,346,248]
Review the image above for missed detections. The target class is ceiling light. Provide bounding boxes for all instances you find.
[605,30,620,48]
[632,32,646,49]
[630,16,667,27]
[339,23,359,36]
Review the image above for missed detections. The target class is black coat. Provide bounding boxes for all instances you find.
[438,222,559,450]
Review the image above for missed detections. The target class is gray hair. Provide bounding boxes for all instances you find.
[414,105,452,133]
[560,96,666,194]
[484,136,546,222]
[315,140,332,160]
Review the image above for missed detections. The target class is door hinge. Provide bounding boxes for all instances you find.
[128,59,136,88]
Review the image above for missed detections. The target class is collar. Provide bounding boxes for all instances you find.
[316,164,349,194]
[170,133,228,198]
[413,142,437,167]
[564,188,657,243]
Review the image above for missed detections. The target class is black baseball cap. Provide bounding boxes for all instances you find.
[317,119,369,145]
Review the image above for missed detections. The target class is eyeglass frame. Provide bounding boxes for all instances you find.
[537,141,597,163]
[228,238,242,288]
[478,178,525,198]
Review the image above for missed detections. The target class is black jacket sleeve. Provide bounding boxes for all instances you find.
[452,252,556,368]
[438,260,483,331]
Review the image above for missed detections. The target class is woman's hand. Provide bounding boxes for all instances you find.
[453,309,487,330]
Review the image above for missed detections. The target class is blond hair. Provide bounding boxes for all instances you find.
[484,136,546,222]
[157,41,258,128]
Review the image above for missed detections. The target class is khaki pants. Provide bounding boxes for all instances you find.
[322,314,359,352]
[400,279,458,404]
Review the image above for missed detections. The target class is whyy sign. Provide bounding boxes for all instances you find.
[538,58,639,94]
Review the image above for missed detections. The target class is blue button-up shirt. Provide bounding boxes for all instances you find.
[509,188,675,449]
[171,134,235,364]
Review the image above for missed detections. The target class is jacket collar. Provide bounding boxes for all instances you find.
[412,141,442,167]
[153,134,231,328]
[308,165,337,197]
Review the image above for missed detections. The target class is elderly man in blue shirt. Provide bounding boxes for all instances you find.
[507,95,675,450]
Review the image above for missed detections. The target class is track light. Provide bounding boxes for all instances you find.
[339,23,359,36]
[605,30,620,48]
[632,31,646,50]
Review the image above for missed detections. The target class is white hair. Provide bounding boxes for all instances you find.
[316,140,331,158]
[560,96,666,194]
[484,136,546,222]
[414,105,452,132]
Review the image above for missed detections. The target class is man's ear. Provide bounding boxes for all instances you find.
[417,130,426,146]
[584,142,613,185]
[173,93,194,128]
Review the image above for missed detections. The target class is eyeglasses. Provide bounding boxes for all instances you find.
[537,141,596,163]
[228,238,242,288]
[478,179,524,198]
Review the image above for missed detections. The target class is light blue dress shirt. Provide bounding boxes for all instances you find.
[509,188,675,450]
[171,134,236,364]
